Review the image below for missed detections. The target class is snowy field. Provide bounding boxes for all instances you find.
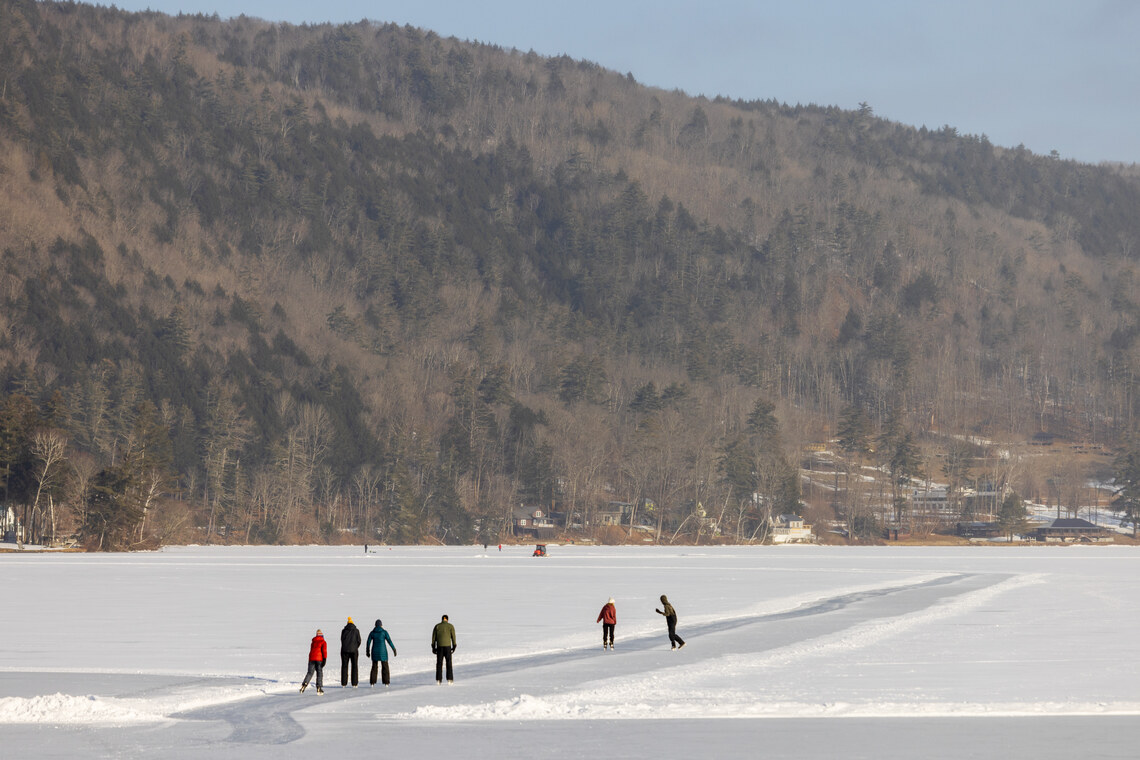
[1,544,1138,759]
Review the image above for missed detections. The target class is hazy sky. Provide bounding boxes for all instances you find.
[105,0,1139,164]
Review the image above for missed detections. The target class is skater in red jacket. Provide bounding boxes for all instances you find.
[300,629,328,694]
[597,597,617,650]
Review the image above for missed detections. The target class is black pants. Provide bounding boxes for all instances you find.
[302,659,324,689]
[341,652,359,686]
[370,659,390,686]
[435,648,454,682]
[602,622,615,646]
[666,615,685,648]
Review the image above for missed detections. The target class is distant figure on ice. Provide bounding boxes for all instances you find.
[366,619,397,687]
[597,597,617,650]
[655,595,686,650]
[341,616,361,687]
[300,629,327,694]
[431,614,457,684]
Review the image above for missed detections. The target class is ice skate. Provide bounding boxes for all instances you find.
[299,683,307,693]
[316,687,324,695]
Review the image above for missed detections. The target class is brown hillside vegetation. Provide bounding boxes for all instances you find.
[0,0,1138,548]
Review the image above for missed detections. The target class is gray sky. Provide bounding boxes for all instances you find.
[106,0,1139,164]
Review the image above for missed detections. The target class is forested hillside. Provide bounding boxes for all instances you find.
[2,0,1139,548]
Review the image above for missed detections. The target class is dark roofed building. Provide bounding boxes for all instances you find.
[512,506,556,539]
[956,521,1003,539]
[1030,518,1113,543]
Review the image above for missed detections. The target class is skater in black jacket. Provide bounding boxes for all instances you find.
[340,617,362,687]
[655,595,686,649]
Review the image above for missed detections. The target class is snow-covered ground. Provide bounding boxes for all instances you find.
[1,544,1138,758]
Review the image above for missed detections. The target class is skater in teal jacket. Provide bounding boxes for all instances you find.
[366,619,397,687]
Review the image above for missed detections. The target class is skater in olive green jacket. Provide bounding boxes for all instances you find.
[431,614,457,683]
[655,595,686,650]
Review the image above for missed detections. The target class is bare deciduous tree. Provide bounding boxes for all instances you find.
[31,429,68,547]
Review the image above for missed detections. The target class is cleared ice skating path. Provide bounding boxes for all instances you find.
[180,571,1006,745]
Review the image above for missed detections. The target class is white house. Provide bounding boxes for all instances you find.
[771,514,814,544]
[908,487,955,517]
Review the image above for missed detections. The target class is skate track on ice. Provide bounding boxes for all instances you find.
[180,571,1008,745]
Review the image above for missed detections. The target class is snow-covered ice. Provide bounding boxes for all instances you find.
[1,544,1138,758]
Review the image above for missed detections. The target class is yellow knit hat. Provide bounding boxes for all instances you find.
[347,616,353,624]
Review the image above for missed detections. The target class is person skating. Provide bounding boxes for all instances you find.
[655,594,686,650]
[366,619,397,687]
[340,616,361,687]
[300,629,327,694]
[597,597,617,650]
[431,614,457,684]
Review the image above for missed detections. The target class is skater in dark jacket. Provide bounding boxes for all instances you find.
[366,619,397,687]
[300,629,327,694]
[597,597,617,650]
[655,595,686,649]
[340,617,362,687]
[431,614,457,684]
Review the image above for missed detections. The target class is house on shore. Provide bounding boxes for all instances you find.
[956,521,1004,539]
[1030,518,1113,543]
[595,502,629,528]
[512,506,556,539]
[771,514,814,544]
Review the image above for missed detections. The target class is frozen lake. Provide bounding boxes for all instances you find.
[1,544,1137,758]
